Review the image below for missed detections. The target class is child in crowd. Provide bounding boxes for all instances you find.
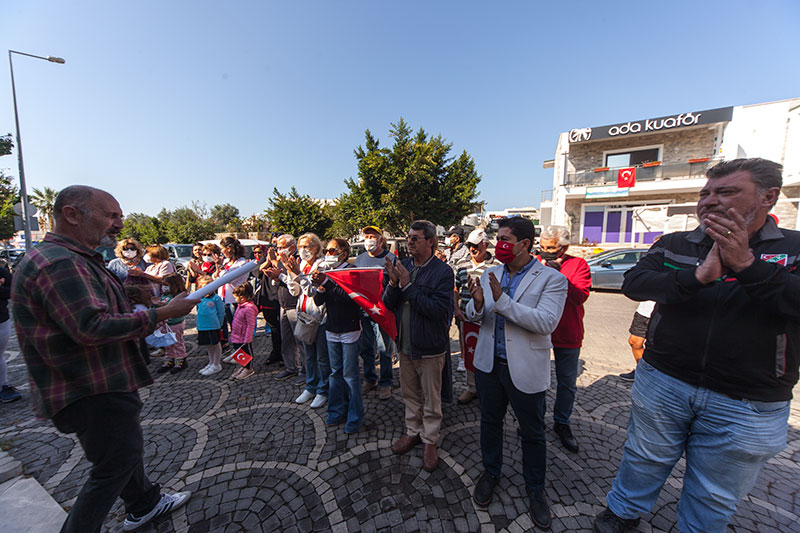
[125,285,156,365]
[195,275,225,376]
[229,283,259,380]
[157,273,189,374]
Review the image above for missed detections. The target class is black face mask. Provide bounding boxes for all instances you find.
[539,247,564,261]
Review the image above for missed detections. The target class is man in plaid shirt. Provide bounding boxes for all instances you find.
[12,186,197,532]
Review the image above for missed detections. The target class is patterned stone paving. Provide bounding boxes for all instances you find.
[1,291,798,532]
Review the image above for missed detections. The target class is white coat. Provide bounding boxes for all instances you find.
[465,259,568,394]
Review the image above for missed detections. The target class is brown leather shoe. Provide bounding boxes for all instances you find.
[391,434,421,455]
[422,443,439,471]
[458,390,477,404]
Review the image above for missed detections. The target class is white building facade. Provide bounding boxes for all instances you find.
[541,98,800,246]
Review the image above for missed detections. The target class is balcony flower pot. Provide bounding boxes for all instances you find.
[593,167,609,172]
[642,161,661,168]
[688,157,710,164]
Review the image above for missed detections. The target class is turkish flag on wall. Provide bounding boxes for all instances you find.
[324,268,398,340]
[618,167,636,188]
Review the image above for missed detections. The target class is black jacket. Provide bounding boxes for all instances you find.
[622,218,800,401]
[382,256,454,360]
[0,266,10,323]
[313,264,361,334]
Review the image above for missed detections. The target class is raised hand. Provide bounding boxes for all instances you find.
[488,272,503,301]
[385,256,400,285]
[467,276,484,311]
[704,208,755,272]
[395,261,411,287]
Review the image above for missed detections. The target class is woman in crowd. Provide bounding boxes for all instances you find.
[131,244,176,297]
[312,239,363,433]
[216,236,248,354]
[185,242,204,292]
[107,238,150,286]
[288,233,329,409]
[252,244,282,365]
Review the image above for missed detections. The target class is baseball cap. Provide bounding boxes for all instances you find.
[466,228,487,245]
[362,226,382,236]
[445,225,465,238]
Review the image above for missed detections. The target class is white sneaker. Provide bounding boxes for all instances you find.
[205,364,222,375]
[222,354,236,364]
[310,394,328,409]
[122,491,191,531]
[457,359,466,372]
[295,390,314,404]
[198,364,211,375]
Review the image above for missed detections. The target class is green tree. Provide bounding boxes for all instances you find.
[121,213,166,244]
[0,135,18,240]
[209,203,240,232]
[158,206,216,243]
[30,186,59,233]
[265,187,333,238]
[333,118,481,237]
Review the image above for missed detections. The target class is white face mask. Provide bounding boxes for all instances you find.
[122,250,137,259]
[364,238,378,253]
[321,256,339,267]
[161,286,170,294]
[202,255,213,262]
[298,248,313,262]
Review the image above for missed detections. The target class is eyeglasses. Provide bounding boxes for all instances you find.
[123,247,137,252]
[407,235,426,242]
[324,248,339,254]
[253,250,264,255]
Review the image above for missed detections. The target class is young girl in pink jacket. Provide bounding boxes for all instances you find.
[229,283,259,379]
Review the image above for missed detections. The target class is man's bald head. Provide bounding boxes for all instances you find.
[53,185,109,221]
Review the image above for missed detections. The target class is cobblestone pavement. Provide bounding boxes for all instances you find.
[1,291,799,532]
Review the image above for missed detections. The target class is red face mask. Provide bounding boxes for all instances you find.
[494,240,517,264]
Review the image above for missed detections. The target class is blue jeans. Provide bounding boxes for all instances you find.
[359,315,394,387]
[222,303,237,344]
[607,359,790,532]
[327,338,364,432]
[302,324,330,396]
[476,360,547,494]
[552,347,580,425]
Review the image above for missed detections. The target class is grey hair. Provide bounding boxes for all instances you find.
[707,158,783,207]
[53,185,96,219]
[277,234,296,247]
[540,225,570,246]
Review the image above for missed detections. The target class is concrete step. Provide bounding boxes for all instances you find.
[0,475,66,533]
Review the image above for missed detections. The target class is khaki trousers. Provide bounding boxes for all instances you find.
[399,352,445,445]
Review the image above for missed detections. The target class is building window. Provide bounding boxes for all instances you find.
[605,147,660,168]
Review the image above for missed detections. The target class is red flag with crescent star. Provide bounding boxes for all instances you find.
[618,167,636,188]
[462,321,480,372]
[324,268,397,340]
[231,346,253,367]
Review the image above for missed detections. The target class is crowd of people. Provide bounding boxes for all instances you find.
[3,156,799,532]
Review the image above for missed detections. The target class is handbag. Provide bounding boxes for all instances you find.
[145,324,178,348]
[294,310,321,344]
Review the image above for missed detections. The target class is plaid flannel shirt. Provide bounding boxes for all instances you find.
[11,233,158,419]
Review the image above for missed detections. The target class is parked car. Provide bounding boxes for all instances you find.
[587,248,647,290]
[163,243,195,275]
[0,248,26,271]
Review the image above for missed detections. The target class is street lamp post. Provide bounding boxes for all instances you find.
[8,50,65,249]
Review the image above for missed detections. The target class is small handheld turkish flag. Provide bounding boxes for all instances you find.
[231,346,253,367]
[462,321,480,373]
[618,167,636,188]
[324,268,398,340]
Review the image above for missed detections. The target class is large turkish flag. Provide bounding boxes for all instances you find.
[325,268,398,340]
[618,167,636,188]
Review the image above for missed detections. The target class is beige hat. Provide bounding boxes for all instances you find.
[466,228,487,245]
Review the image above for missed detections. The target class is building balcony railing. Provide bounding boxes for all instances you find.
[541,189,553,203]
[564,159,720,187]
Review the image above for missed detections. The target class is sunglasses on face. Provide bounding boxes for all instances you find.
[124,247,137,252]
[325,248,339,254]
[407,235,427,242]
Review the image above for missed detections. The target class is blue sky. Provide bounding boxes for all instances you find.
[1,1,798,219]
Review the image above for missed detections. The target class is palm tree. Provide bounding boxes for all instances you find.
[30,186,59,233]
